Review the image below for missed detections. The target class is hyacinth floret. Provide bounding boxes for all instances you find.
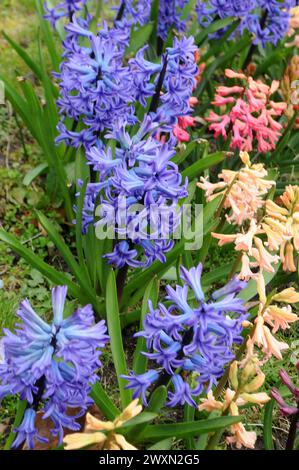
[44,0,88,29]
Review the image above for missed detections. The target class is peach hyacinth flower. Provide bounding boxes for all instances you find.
[200,156,299,278]
[280,56,299,128]
[252,276,298,359]
[198,152,275,226]
[226,420,257,450]
[63,399,142,450]
[286,7,299,47]
[263,185,299,272]
[225,361,269,449]
[263,286,299,333]
[199,359,269,450]
[252,316,289,360]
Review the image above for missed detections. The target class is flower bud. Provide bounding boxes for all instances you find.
[272,288,299,304]
[242,372,265,393]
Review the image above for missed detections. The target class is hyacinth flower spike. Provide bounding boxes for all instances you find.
[122,264,248,407]
[0,286,109,449]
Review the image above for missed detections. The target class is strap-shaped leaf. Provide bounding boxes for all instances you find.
[182,152,228,180]
[148,438,173,450]
[106,270,131,408]
[127,387,168,442]
[196,17,236,46]
[4,399,27,450]
[36,211,102,315]
[23,163,49,186]
[3,32,43,82]
[74,178,92,285]
[127,23,154,54]
[184,404,196,450]
[263,399,275,450]
[119,412,157,432]
[239,264,280,302]
[35,0,60,71]
[139,415,243,441]
[90,382,120,421]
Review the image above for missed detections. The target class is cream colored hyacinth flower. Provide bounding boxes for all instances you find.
[251,274,299,359]
[63,399,142,450]
[198,151,275,226]
[199,355,270,450]
[286,7,299,47]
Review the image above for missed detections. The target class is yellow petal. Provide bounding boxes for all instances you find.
[256,272,267,304]
[85,413,115,432]
[272,288,299,304]
[242,372,265,393]
[114,399,142,428]
[113,434,137,451]
[240,392,270,405]
[63,432,106,450]
[240,151,251,166]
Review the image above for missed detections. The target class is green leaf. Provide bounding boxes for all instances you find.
[74,178,92,285]
[45,0,65,40]
[172,140,197,165]
[182,152,228,180]
[4,399,27,450]
[127,23,154,55]
[195,410,220,450]
[106,270,131,408]
[272,112,298,161]
[90,382,120,421]
[23,163,49,186]
[202,263,233,287]
[3,32,43,82]
[184,404,196,450]
[120,309,141,329]
[133,278,159,375]
[35,0,60,71]
[0,229,87,304]
[36,211,101,314]
[120,412,157,432]
[148,438,173,450]
[0,75,36,138]
[146,386,168,414]
[196,17,235,46]
[127,387,168,442]
[197,35,251,97]
[139,416,243,441]
[239,264,281,302]
[0,74,72,221]
[263,399,275,450]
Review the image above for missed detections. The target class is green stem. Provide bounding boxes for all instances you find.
[285,403,299,450]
